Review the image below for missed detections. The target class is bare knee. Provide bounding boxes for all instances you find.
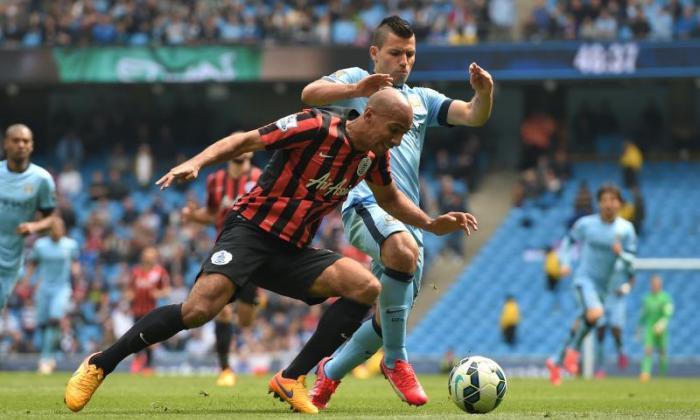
[355,277,381,304]
[235,303,256,328]
[586,308,603,324]
[181,273,234,328]
[380,233,419,273]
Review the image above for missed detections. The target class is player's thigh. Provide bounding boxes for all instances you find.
[308,257,380,304]
[343,204,415,264]
[655,332,669,351]
[48,286,72,321]
[253,247,343,305]
[573,279,603,320]
[233,282,258,327]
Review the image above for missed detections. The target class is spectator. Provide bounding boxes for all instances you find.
[56,130,84,166]
[520,111,557,170]
[107,169,129,201]
[500,295,520,346]
[570,181,593,226]
[620,140,643,188]
[631,186,646,235]
[57,162,83,199]
[437,175,469,256]
[88,171,109,201]
[544,246,563,311]
[134,143,154,189]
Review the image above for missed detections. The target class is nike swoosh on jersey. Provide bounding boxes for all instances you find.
[319,152,333,158]
[275,377,294,398]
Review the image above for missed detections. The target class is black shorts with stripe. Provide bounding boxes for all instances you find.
[198,213,342,305]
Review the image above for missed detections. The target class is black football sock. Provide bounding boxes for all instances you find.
[91,304,186,375]
[214,320,234,371]
[282,298,371,379]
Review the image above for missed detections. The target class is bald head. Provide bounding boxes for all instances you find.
[346,88,413,155]
[4,123,34,169]
[366,88,413,127]
[5,124,32,140]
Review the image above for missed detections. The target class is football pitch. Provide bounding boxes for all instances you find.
[1,372,699,419]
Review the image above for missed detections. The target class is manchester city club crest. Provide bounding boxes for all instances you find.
[23,184,33,194]
[357,157,372,177]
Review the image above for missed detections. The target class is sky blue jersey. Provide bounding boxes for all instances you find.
[0,161,56,273]
[559,214,637,289]
[323,67,454,224]
[28,236,79,290]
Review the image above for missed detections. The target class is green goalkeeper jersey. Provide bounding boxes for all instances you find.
[639,291,674,329]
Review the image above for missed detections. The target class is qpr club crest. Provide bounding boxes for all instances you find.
[357,156,372,177]
[211,250,233,266]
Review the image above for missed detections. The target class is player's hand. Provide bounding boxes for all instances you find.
[653,320,666,335]
[560,266,571,277]
[354,73,394,97]
[181,204,195,223]
[426,212,478,236]
[156,161,201,189]
[16,222,37,235]
[468,63,493,95]
[611,241,622,255]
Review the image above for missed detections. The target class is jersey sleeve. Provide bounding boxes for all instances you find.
[70,240,80,261]
[205,173,218,213]
[417,87,454,128]
[559,218,586,267]
[38,173,57,213]
[619,223,637,267]
[322,67,369,85]
[257,109,323,151]
[365,152,392,186]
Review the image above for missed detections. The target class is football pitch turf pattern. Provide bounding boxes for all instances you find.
[1,372,699,419]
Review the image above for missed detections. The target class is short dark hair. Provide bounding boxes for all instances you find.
[372,16,414,47]
[596,184,622,202]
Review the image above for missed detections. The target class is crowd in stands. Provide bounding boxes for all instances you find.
[0,0,698,48]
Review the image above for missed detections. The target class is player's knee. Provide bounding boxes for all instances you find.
[353,277,381,305]
[381,234,419,273]
[182,301,218,328]
[586,308,603,324]
[235,304,256,327]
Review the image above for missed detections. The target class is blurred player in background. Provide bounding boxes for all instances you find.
[181,150,261,387]
[25,217,80,373]
[638,275,674,382]
[546,185,636,385]
[300,15,492,408]
[126,246,171,375]
[65,89,476,414]
[0,124,57,309]
[594,260,634,378]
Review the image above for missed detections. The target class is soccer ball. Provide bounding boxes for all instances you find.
[448,355,507,414]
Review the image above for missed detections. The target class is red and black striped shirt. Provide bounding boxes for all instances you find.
[206,167,261,233]
[233,108,392,248]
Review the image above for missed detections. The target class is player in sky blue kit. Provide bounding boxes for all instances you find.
[0,124,57,309]
[300,16,493,407]
[26,217,80,373]
[546,185,636,385]
[594,260,634,378]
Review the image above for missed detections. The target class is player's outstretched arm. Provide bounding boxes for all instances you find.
[301,74,393,105]
[446,63,494,127]
[367,181,478,236]
[157,130,264,189]
[181,203,215,226]
[17,212,57,236]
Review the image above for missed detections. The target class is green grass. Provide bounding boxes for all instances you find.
[1,372,699,419]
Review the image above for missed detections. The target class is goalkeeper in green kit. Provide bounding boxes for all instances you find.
[638,275,674,382]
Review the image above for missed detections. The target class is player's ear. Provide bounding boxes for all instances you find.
[369,45,379,63]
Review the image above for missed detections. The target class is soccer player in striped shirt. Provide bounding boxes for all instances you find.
[302,16,493,407]
[65,88,477,414]
[181,150,262,387]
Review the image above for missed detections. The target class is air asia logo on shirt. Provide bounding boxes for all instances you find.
[357,157,372,177]
[306,173,349,197]
[275,114,298,132]
[211,250,233,265]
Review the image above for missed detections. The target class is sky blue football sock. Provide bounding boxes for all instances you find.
[42,324,59,359]
[379,268,414,369]
[324,318,382,381]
